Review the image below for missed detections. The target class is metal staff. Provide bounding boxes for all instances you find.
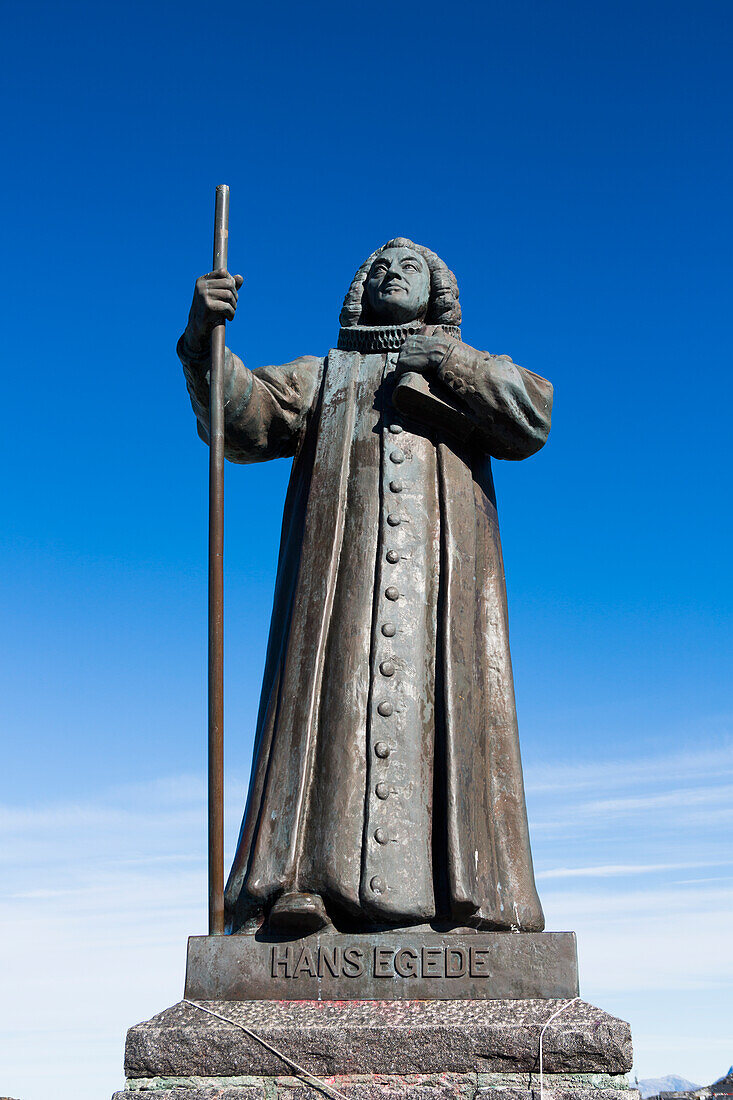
[209,184,229,935]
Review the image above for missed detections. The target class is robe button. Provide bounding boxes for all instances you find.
[444,370,455,381]
[387,513,401,526]
[375,741,390,758]
[374,828,389,844]
[385,550,399,564]
[388,424,403,434]
[385,586,399,600]
[370,876,386,893]
[390,449,405,463]
[375,782,390,800]
[381,622,396,637]
[377,701,393,716]
[380,660,395,677]
[389,480,403,493]
[467,383,476,393]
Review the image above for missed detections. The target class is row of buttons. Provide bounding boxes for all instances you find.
[363,366,436,914]
[369,421,406,876]
[376,429,406,746]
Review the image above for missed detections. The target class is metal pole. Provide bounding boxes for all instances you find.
[208,184,229,935]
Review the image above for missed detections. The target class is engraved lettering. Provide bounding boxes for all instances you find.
[421,946,443,976]
[318,945,342,978]
[470,946,491,976]
[271,944,293,977]
[374,946,395,977]
[394,947,418,977]
[445,946,467,978]
[293,946,317,978]
[343,947,364,977]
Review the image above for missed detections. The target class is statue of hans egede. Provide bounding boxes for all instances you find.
[178,238,553,937]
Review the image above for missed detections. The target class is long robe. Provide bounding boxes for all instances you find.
[180,334,553,931]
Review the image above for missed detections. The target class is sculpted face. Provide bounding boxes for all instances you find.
[365,247,430,324]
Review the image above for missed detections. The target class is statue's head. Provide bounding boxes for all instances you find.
[340,238,461,332]
[364,245,431,324]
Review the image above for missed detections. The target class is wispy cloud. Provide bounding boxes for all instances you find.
[526,737,733,1085]
[524,739,733,795]
[526,740,733,865]
[577,784,733,816]
[537,860,733,879]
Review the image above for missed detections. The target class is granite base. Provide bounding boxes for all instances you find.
[115,998,637,1100]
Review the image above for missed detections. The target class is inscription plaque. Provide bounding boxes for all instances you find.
[185,931,578,1001]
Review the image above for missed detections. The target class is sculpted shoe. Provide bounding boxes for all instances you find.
[268,891,330,933]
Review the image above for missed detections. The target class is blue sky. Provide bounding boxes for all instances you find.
[1,1,732,1097]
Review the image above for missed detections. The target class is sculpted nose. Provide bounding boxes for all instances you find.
[384,260,404,283]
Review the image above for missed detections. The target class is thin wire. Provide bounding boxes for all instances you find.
[538,996,581,1100]
[182,999,352,1100]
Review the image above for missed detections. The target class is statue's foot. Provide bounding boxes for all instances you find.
[268,891,330,933]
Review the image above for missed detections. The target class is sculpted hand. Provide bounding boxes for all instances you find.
[184,269,243,353]
[396,333,453,375]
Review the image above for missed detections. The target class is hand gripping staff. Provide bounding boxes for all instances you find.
[208,184,229,935]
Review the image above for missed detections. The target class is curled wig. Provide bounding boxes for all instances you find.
[339,237,461,332]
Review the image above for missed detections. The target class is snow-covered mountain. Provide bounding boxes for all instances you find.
[638,1076,700,1098]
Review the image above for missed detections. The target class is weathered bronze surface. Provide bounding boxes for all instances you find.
[179,238,554,938]
[184,930,578,1001]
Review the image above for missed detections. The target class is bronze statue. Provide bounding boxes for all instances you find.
[179,238,553,937]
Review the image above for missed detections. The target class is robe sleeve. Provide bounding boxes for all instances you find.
[434,341,553,460]
[177,333,323,464]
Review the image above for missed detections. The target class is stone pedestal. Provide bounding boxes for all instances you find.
[114,998,638,1100]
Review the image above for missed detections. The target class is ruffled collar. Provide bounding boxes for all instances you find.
[337,320,460,353]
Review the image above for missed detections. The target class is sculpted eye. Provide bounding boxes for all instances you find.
[402,261,419,271]
[371,263,388,277]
